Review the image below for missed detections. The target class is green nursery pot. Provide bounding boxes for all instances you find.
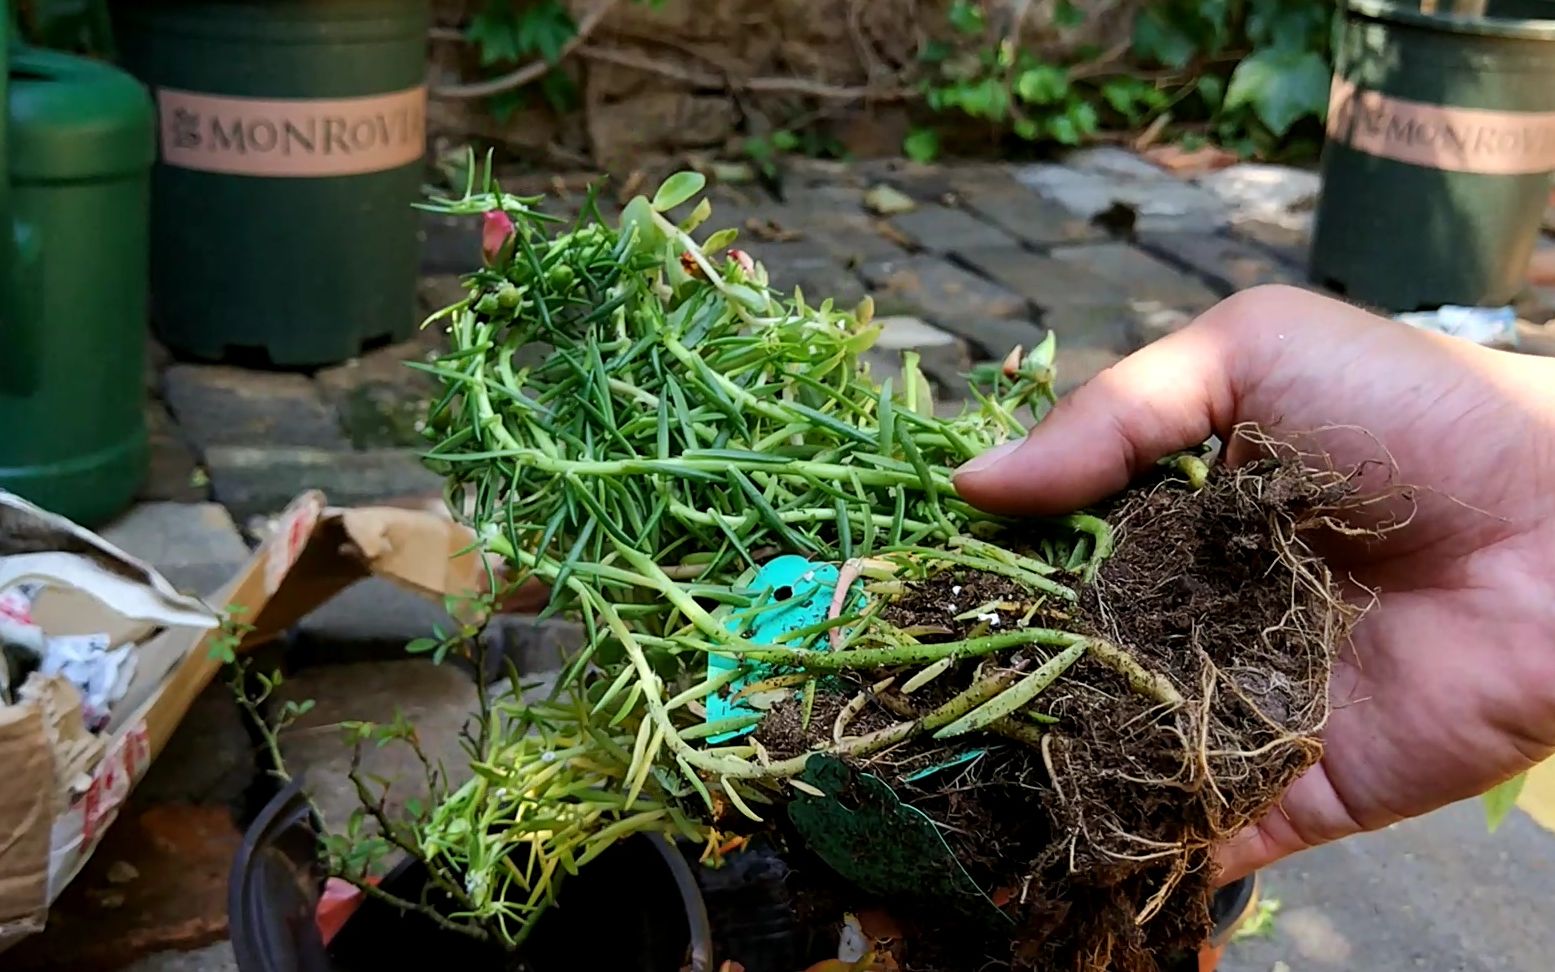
[1311,0,1555,311]
[113,0,429,367]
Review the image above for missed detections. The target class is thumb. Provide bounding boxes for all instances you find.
[953,311,1248,517]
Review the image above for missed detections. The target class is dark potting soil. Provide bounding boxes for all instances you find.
[748,459,1358,972]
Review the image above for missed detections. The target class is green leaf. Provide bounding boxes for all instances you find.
[903,128,940,163]
[919,39,953,65]
[956,77,1010,121]
[1015,64,1069,105]
[1132,6,1198,69]
[1013,117,1040,141]
[1100,78,1148,119]
[903,353,935,417]
[702,227,739,254]
[1196,74,1226,111]
[652,171,707,212]
[1068,100,1100,137]
[514,0,576,63]
[1197,0,1236,52]
[538,70,578,113]
[406,637,438,654]
[1483,772,1527,833]
[1224,47,1331,137]
[1047,105,1096,146]
[1247,0,1331,50]
[680,197,713,233]
[744,134,773,161]
[948,0,984,35]
[772,130,801,152]
[466,3,522,67]
[1054,0,1084,29]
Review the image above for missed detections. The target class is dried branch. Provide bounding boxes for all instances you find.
[576,44,918,102]
[431,6,915,105]
[336,870,492,944]
[346,743,483,917]
[431,0,622,100]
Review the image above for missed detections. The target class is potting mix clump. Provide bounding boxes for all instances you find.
[403,164,1361,972]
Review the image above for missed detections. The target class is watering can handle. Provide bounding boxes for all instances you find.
[1,7,41,398]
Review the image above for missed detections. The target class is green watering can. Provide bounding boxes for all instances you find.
[3,3,154,525]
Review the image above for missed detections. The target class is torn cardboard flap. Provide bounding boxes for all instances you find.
[241,492,490,642]
[0,492,215,625]
[0,489,491,950]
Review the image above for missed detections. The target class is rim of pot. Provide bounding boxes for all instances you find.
[1346,0,1555,42]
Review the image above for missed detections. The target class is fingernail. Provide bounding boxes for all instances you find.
[955,439,1022,478]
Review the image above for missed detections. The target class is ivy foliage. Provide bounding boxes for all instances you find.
[913,0,1338,159]
[454,0,1337,160]
[463,0,583,120]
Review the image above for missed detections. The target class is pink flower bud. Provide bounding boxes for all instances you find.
[1001,345,1024,379]
[728,249,755,276]
[482,211,517,268]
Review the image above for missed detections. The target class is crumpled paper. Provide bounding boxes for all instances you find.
[0,584,129,731]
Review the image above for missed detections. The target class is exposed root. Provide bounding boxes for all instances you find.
[744,457,1364,972]
[1083,639,1183,708]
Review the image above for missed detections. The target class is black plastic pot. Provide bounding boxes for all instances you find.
[1311,0,1555,310]
[231,782,1258,972]
[229,781,714,972]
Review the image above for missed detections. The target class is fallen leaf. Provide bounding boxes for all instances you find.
[106,860,139,884]
[856,906,905,941]
[874,221,915,248]
[711,161,755,184]
[864,184,916,216]
[805,959,880,972]
[743,217,803,242]
[1144,143,1239,175]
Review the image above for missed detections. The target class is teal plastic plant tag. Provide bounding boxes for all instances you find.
[704,555,862,743]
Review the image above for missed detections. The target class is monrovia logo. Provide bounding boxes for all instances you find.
[156,86,427,178]
[1328,76,1555,176]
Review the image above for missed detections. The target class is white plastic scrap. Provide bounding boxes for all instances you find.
[1395,305,1517,347]
[0,583,128,730]
[838,912,869,963]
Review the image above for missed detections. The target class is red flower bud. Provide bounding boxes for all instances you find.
[728,249,755,276]
[482,210,517,268]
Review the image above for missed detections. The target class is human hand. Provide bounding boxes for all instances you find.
[953,285,1555,882]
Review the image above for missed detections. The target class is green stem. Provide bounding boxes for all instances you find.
[933,642,1085,738]
[725,627,1087,670]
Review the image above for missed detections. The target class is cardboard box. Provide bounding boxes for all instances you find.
[0,490,490,951]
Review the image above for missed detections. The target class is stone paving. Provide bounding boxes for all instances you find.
[32,149,1555,970]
